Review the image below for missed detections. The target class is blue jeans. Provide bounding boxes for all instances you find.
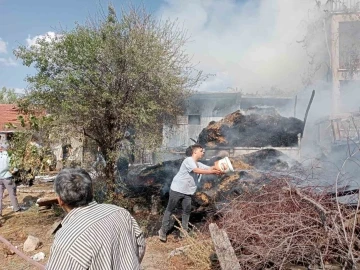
[161,189,192,233]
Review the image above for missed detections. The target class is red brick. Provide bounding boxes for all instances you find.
[0,104,21,131]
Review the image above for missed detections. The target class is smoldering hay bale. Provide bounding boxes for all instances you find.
[125,159,182,196]
[124,150,301,216]
[198,109,304,148]
[234,149,301,171]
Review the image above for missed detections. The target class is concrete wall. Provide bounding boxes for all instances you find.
[163,116,223,148]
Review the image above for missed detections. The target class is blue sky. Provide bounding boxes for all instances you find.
[0,0,163,91]
[0,0,313,94]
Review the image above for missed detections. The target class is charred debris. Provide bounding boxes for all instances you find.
[124,107,306,218]
[127,149,302,216]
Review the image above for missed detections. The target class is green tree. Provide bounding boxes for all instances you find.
[6,111,58,185]
[14,5,205,195]
[0,87,18,103]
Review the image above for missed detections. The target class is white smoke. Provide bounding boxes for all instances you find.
[157,0,319,94]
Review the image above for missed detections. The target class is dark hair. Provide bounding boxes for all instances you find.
[54,168,93,208]
[186,144,204,156]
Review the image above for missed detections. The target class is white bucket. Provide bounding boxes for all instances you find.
[216,157,234,173]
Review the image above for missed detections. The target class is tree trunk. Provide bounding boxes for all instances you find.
[104,159,116,200]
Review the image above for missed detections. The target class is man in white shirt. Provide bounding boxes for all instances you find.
[0,142,21,223]
[159,144,222,242]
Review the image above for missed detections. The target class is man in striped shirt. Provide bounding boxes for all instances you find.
[46,168,146,270]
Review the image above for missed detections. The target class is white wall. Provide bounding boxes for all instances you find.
[163,117,223,148]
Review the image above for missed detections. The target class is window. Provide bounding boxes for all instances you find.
[339,21,360,69]
[188,115,201,125]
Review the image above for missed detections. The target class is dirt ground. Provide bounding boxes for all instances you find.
[0,181,206,270]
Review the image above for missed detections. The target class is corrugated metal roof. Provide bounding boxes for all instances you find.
[0,104,21,132]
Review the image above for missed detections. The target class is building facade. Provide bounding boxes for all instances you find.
[328,0,360,113]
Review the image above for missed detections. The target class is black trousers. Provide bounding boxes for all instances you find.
[161,189,192,233]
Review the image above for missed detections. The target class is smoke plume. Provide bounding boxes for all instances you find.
[157,0,319,94]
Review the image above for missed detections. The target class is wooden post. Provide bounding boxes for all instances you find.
[301,90,315,139]
[36,197,59,207]
[209,223,240,270]
[350,116,360,141]
[331,120,337,142]
[336,121,341,139]
[150,195,159,215]
[0,235,45,270]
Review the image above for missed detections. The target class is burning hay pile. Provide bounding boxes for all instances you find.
[218,178,360,269]
[198,109,304,148]
[236,148,300,171]
[126,108,304,207]
[126,149,301,216]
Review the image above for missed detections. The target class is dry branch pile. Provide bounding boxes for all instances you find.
[198,109,304,148]
[218,178,360,269]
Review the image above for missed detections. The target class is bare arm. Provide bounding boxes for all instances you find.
[193,167,223,175]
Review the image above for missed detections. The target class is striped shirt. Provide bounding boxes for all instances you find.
[46,201,146,270]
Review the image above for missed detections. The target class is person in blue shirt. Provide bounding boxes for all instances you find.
[159,144,222,242]
[0,142,21,223]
